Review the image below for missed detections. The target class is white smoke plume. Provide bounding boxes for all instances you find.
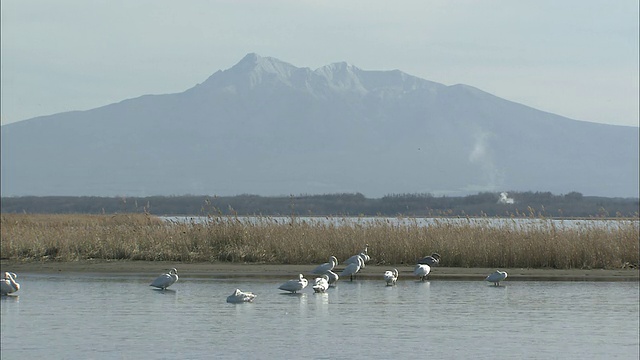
[468,131,504,190]
[498,192,514,204]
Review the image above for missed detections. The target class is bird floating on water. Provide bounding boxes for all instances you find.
[414,264,431,281]
[417,253,441,266]
[226,288,257,303]
[149,268,179,290]
[311,256,338,275]
[1,272,20,296]
[384,268,398,286]
[485,270,508,286]
[278,274,309,293]
[312,275,330,293]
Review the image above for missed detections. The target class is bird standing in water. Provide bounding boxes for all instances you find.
[485,270,508,286]
[278,274,309,293]
[414,264,431,281]
[149,268,179,290]
[384,268,398,286]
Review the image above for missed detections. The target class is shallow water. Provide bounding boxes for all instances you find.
[2,274,638,359]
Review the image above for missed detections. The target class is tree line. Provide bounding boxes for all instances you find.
[1,191,638,218]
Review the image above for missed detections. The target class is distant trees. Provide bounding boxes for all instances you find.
[564,192,584,201]
[1,191,638,218]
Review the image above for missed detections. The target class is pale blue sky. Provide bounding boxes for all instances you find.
[1,0,638,126]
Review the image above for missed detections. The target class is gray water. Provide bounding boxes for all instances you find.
[164,215,639,231]
[2,274,638,360]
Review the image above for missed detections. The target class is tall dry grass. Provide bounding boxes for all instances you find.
[1,214,638,269]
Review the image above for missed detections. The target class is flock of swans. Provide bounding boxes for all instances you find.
[1,246,509,301]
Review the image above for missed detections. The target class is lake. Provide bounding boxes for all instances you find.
[1,274,638,359]
[163,215,639,231]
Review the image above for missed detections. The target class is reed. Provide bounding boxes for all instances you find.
[1,214,638,269]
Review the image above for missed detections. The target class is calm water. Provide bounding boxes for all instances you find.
[1,274,638,360]
[164,215,639,231]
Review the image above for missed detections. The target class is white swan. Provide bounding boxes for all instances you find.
[485,270,508,286]
[324,270,339,287]
[344,244,371,268]
[414,264,431,281]
[417,253,441,266]
[340,256,364,281]
[149,268,179,290]
[344,253,368,267]
[1,272,20,295]
[311,256,338,274]
[226,288,257,303]
[360,244,371,263]
[312,275,330,293]
[384,268,398,286]
[278,274,308,293]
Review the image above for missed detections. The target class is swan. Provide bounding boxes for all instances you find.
[226,288,257,303]
[1,272,20,296]
[417,253,441,266]
[344,254,366,268]
[340,256,364,281]
[324,270,339,287]
[312,275,330,293]
[485,270,508,286]
[149,268,179,290]
[344,244,370,268]
[278,274,308,293]
[414,264,431,281]
[311,256,338,274]
[384,268,398,286]
[360,244,371,263]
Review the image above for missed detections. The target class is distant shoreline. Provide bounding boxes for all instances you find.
[2,192,638,219]
[2,260,638,281]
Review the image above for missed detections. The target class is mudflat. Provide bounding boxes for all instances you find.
[1,260,637,281]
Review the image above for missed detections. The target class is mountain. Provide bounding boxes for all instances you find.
[1,53,638,198]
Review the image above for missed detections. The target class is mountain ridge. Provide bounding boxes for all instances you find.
[2,53,638,198]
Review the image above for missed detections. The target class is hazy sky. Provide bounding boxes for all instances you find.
[1,0,638,127]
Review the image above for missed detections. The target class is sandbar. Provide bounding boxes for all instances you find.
[1,260,638,281]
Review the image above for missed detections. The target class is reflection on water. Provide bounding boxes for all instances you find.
[1,275,639,359]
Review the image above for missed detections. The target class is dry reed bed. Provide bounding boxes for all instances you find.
[1,214,638,269]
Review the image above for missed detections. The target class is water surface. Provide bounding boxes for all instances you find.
[2,275,638,359]
[164,215,639,231]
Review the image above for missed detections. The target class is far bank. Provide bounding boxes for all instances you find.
[1,260,638,281]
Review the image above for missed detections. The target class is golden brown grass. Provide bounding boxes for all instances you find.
[1,213,638,269]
